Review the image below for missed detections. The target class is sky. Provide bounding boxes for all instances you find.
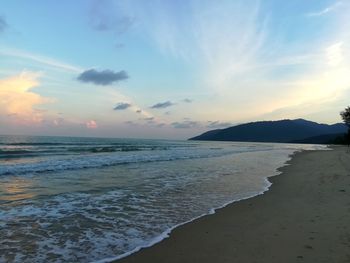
[0,0,350,139]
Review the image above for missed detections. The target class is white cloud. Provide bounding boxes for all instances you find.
[326,42,344,67]
[306,1,342,17]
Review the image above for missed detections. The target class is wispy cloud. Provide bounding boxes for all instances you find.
[132,1,270,93]
[44,2,350,131]
[306,2,342,17]
[326,42,344,67]
[150,101,174,109]
[0,47,82,73]
[77,69,129,86]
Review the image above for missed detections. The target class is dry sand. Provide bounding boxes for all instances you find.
[116,146,350,263]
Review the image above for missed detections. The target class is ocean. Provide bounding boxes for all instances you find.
[0,135,326,263]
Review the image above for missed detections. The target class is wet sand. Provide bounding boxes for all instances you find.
[116,146,350,263]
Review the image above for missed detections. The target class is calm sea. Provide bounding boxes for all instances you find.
[0,135,326,262]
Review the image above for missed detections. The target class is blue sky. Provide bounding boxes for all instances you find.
[0,0,349,139]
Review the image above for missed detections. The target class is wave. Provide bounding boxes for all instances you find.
[0,142,326,263]
[0,150,34,155]
[0,142,83,146]
[0,150,43,159]
[0,142,193,147]
[95,153,295,263]
[67,145,169,153]
[94,182,274,263]
[0,148,244,176]
[0,145,171,159]
[0,149,72,159]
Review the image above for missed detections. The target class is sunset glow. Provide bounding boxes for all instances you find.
[1,0,349,138]
[0,72,51,125]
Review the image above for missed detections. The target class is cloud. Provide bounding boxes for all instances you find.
[150,101,174,109]
[77,69,128,86]
[86,120,98,129]
[0,72,52,125]
[53,117,64,126]
[183,98,193,103]
[0,16,8,33]
[306,2,342,17]
[207,121,232,129]
[97,1,350,127]
[132,1,267,87]
[89,0,134,34]
[172,120,199,129]
[0,48,82,73]
[326,42,344,67]
[114,102,131,110]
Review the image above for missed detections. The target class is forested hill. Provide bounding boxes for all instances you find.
[189,119,347,143]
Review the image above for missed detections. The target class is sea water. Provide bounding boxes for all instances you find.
[0,135,326,262]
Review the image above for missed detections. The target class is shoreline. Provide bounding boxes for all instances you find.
[94,148,301,263]
[113,146,350,263]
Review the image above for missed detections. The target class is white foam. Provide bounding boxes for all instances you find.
[0,143,328,263]
[0,147,248,176]
[1,142,311,176]
[92,146,325,263]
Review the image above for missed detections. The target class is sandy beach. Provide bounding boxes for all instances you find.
[117,146,350,263]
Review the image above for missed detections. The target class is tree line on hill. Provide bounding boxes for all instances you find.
[340,106,350,146]
[189,106,350,145]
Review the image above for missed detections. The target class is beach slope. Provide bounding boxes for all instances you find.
[117,147,350,263]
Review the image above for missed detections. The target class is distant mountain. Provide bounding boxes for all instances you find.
[189,119,347,144]
[290,133,346,144]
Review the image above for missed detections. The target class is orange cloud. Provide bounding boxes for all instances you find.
[0,72,51,125]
